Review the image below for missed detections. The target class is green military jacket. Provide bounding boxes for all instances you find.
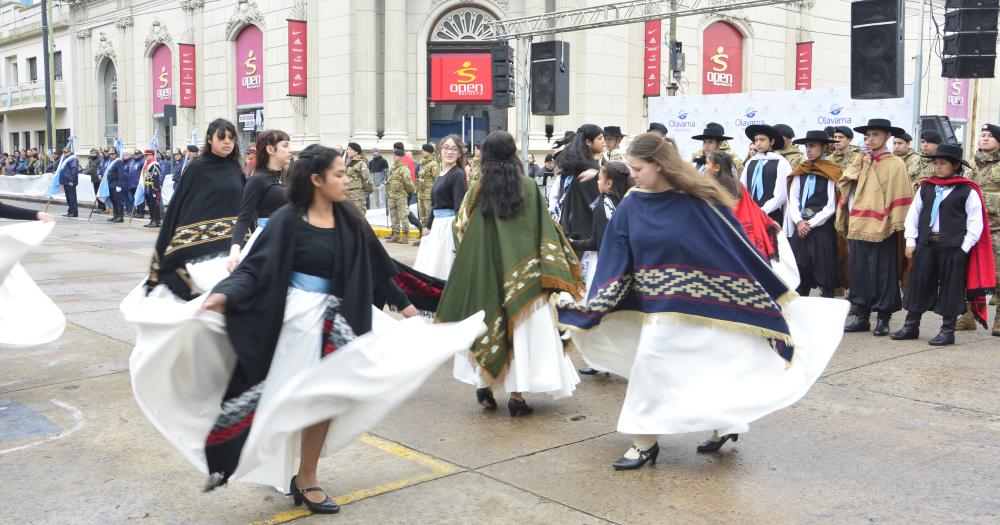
[469,156,481,183]
[895,148,920,179]
[909,155,936,187]
[970,148,1000,232]
[778,144,805,171]
[417,155,440,197]
[828,145,861,171]
[387,162,414,198]
[346,156,374,194]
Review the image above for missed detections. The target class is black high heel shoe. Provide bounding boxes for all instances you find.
[507,397,533,416]
[696,433,738,453]
[612,442,659,470]
[476,387,497,409]
[288,475,340,514]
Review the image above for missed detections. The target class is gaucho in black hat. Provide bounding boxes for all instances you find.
[691,122,743,174]
[603,126,626,163]
[890,143,995,345]
[837,118,914,336]
[741,124,791,223]
[784,130,842,298]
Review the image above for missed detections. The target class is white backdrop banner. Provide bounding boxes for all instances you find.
[648,86,915,161]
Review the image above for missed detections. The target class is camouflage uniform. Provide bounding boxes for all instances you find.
[777,144,805,171]
[469,156,481,183]
[895,148,921,179]
[908,155,936,188]
[386,161,414,242]
[828,145,861,171]
[969,147,1000,334]
[691,142,744,174]
[346,155,374,213]
[417,154,440,229]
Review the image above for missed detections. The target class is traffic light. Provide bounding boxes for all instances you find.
[492,45,515,108]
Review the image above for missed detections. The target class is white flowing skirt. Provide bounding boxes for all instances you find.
[0,221,65,348]
[568,296,848,435]
[453,297,580,399]
[773,233,801,291]
[123,283,485,489]
[413,215,455,280]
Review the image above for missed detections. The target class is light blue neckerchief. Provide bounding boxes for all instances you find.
[929,186,945,227]
[800,174,816,211]
[750,156,766,201]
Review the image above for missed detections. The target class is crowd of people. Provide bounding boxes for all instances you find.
[2,113,997,518]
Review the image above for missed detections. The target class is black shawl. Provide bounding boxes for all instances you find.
[559,172,600,240]
[146,152,244,299]
[204,202,399,485]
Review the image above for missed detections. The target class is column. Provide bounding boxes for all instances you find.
[382,0,407,146]
[351,0,378,144]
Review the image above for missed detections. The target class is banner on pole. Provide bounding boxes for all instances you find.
[643,20,661,97]
[944,78,969,120]
[178,44,197,108]
[795,42,813,91]
[287,20,307,97]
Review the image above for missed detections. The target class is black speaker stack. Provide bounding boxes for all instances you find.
[491,46,515,109]
[942,0,998,78]
[530,41,570,116]
[850,0,905,99]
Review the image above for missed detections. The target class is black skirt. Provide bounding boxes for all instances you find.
[789,220,839,291]
[902,242,967,317]
[848,232,903,314]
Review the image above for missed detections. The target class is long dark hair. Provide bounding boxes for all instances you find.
[202,118,242,163]
[602,161,633,199]
[254,129,291,172]
[556,124,602,176]
[286,144,341,210]
[476,131,525,219]
[437,134,467,171]
[706,151,743,199]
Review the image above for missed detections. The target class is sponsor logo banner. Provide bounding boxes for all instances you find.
[288,20,307,97]
[945,78,969,120]
[702,22,743,95]
[236,25,264,107]
[796,42,813,91]
[644,20,661,97]
[430,53,492,102]
[151,44,172,115]
[178,44,196,108]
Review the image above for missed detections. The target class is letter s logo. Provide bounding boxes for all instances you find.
[158,66,169,89]
[455,61,477,83]
[244,49,258,76]
[711,46,729,72]
[950,80,962,96]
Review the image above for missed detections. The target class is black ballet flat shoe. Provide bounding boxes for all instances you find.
[288,475,340,514]
[873,317,891,337]
[508,397,533,417]
[578,367,598,375]
[696,433,739,453]
[475,387,497,410]
[613,442,659,470]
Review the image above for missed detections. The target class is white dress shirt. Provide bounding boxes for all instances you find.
[784,176,836,237]
[903,183,984,253]
[741,151,791,215]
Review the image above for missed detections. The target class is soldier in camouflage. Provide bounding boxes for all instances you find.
[416,143,439,231]
[969,123,1000,336]
[893,131,921,177]
[909,130,942,187]
[344,142,374,213]
[468,144,481,183]
[828,125,861,171]
[386,148,415,244]
[774,124,805,171]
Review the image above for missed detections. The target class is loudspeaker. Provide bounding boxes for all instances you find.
[491,46,515,109]
[530,41,570,116]
[942,56,996,77]
[945,9,999,32]
[921,115,959,146]
[945,0,998,7]
[850,0,905,99]
[163,104,177,125]
[943,32,998,55]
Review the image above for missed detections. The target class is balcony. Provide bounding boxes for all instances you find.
[1,80,66,112]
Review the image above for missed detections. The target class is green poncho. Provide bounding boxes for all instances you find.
[436,176,582,381]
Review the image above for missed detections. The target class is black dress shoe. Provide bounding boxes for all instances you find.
[475,387,497,409]
[612,442,659,470]
[288,476,340,514]
[844,315,871,333]
[696,433,738,453]
[508,397,533,417]
[578,367,598,375]
[873,317,891,337]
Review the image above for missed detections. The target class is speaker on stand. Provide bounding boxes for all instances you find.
[530,41,570,116]
[850,0,905,99]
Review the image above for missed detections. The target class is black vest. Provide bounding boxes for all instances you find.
[747,158,783,222]
[797,174,830,217]
[916,182,972,248]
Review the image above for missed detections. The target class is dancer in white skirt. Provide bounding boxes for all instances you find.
[437,131,584,416]
[412,134,467,280]
[129,145,484,516]
[0,201,61,347]
[556,134,848,470]
[227,129,292,271]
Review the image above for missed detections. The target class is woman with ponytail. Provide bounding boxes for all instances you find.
[556,133,848,471]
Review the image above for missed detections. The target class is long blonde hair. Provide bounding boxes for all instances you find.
[627,133,736,209]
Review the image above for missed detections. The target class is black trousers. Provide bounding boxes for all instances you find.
[903,241,967,317]
[144,187,161,223]
[64,183,78,215]
[790,220,839,293]
[848,232,902,317]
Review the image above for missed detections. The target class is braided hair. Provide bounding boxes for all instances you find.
[602,161,633,198]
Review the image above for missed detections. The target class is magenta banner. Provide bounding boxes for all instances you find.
[178,44,196,108]
[151,44,172,115]
[945,78,969,120]
[287,20,307,97]
[235,25,264,107]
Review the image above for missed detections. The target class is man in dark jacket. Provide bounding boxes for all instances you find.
[57,147,80,217]
[84,149,106,213]
[126,150,144,217]
[104,148,126,223]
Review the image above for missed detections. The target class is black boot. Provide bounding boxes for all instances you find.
[928,316,956,346]
[890,312,921,340]
[820,287,835,299]
[844,308,871,332]
[873,314,892,337]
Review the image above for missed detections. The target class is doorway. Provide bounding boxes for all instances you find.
[428,103,506,148]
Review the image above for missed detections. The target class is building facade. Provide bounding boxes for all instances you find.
[1,0,998,155]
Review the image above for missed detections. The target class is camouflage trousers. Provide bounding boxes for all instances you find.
[347,189,369,214]
[992,230,1000,297]
[418,195,433,230]
[389,195,410,235]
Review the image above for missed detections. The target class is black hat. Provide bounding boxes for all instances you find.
[648,122,669,135]
[347,142,363,154]
[920,130,943,144]
[792,130,838,146]
[853,118,905,137]
[544,154,554,162]
[897,131,913,143]
[186,144,199,153]
[773,124,795,139]
[982,123,1000,142]
[833,126,854,139]
[421,143,435,154]
[823,126,836,137]
[603,126,625,138]
[922,143,970,169]
[691,123,733,141]
[744,124,785,150]
[393,148,405,157]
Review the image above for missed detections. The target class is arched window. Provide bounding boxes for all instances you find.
[430,7,498,42]
[102,60,119,144]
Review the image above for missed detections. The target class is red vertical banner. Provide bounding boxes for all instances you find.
[178,43,197,108]
[643,20,661,97]
[287,20,307,97]
[795,41,813,90]
[151,44,172,115]
[702,22,744,94]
